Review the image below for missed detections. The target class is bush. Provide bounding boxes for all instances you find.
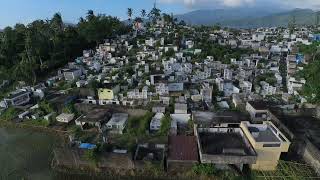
[0,107,18,121]
[84,149,98,164]
[192,164,217,176]
[158,114,171,136]
[127,112,154,136]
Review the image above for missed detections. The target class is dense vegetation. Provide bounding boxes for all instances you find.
[298,42,320,104]
[0,11,129,84]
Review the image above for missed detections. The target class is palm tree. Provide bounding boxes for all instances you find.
[141,9,146,19]
[148,7,161,24]
[127,8,133,23]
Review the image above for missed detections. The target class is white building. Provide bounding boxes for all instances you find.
[252,33,265,41]
[174,103,188,114]
[106,113,128,134]
[63,69,82,81]
[156,83,169,96]
[240,81,253,93]
[287,77,306,94]
[260,81,276,96]
[127,86,148,100]
[224,69,233,80]
[150,113,165,131]
[56,113,74,123]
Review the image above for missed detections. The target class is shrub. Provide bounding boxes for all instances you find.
[192,164,217,176]
[0,107,18,121]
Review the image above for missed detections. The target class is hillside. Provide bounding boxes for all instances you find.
[222,9,317,28]
[175,8,318,28]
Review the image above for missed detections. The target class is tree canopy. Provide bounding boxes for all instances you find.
[0,11,130,84]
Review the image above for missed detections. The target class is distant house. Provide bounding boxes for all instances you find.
[56,113,74,123]
[4,90,30,107]
[168,83,184,93]
[105,113,128,134]
[76,109,111,130]
[98,84,120,100]
[152,106,166,113]
[246,101,269,122]
[63,69,82,81]
[174,103,188,114]
[150,113,165,131]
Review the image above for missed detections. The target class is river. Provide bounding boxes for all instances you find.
[0,127,58,180]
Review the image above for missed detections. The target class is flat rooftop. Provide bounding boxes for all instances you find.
[80,109,111,123]
[248,126,281,142]
[242,121,287,143]
[198,131,255,156]
[248,101,269,110]
[193,111,249,125]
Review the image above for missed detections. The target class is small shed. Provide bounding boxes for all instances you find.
[56,113,74,123]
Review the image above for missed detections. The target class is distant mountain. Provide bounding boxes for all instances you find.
[175,7,285,26]
[175,8,318,28]
[222,9,317,28]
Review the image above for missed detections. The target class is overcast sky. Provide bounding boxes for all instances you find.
[0,0,319,28]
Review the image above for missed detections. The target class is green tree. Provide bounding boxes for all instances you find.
[127,8,133,23]
[141,9,146,19]
[158,114,171,136]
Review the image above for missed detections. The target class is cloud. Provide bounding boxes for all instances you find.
[158,0,320,9]
[159,0,256,8]
[280,0,320,9]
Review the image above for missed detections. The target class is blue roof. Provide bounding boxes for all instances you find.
[313,34,320,41]
[296,53,304,64]
[79,143,96,150]
[168,83,184,92]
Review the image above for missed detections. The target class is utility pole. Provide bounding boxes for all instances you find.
[316,11,320,26]
[289,14,296,35]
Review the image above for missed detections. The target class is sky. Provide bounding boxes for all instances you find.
[0,0,319,28]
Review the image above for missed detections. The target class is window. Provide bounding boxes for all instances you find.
[263,144,281,147]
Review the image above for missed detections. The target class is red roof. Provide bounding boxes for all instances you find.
[168,136,199,161]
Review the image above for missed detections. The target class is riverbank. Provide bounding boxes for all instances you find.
[0,120,69,143]
[0,126,61,180]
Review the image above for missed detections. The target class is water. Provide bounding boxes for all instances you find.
[0,127,58,180]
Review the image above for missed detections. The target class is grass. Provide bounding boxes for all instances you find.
[21,119,50,127]
[252,160,319,180]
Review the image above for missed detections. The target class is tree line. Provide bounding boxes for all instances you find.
[0,11,130,84]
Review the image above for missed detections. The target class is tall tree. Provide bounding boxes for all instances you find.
[141,9,146,19]
[148,7,161,24]
[127,8,133,23]
[50,13,63,33]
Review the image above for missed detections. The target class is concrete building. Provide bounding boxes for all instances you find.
[105,113,128,134]
[76,109,111,130]
[56,113,75,123]
[240,81,252,93]
[246,101,269,122]
[150,113,165,131]
[4,90,30,107]
[224,69,233,80]
[240,121,291,171]
[194,125,257,171]
[174,103,188,114]
[98,84,120,100]
[63,69,82,81]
